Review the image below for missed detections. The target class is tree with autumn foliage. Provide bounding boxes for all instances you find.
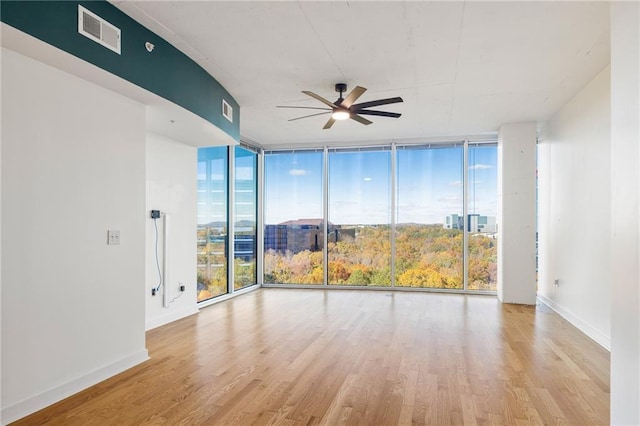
[262,223,496,290]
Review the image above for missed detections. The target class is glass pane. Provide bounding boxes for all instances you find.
[197,147,228,301]
[328,150,391,286]
[234,146,257,290]
[264,151,324,284]
[396,146,464,289]
[467,143,498,291]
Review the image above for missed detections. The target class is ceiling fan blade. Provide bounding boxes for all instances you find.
[356,109,401,118]
[351,97,404,111]
[302,91,338,108]
[341,86,367,108]
[323,117,337,129]
[288,111,331,122]
[350,114,373,126]
[277,105,332,111]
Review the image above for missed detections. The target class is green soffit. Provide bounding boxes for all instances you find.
[1,0,240,142]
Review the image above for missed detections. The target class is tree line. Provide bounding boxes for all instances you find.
[264,224,497,290]
[197,223,497,301]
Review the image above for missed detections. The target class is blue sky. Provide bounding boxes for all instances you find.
[264,152,323,224]
[264,145,497,225]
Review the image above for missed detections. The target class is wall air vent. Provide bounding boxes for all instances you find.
[222,99,233,123]
[78,5,121,55]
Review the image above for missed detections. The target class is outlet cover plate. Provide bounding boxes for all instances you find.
[108,230,121,245]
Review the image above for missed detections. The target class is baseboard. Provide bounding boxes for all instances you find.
[1,349,149,425]
[145,306,198,331]
[537,294,611,351]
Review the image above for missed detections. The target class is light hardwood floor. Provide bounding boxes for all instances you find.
[14,289,609,425]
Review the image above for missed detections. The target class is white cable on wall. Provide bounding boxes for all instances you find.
[162,212,170,308]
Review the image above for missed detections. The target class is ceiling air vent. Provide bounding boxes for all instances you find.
[78,5,121,55]
[222,100,233,123]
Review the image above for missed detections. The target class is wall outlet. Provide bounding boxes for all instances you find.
[554,278,560,287]
[107,230,120,245]
[151,210,160,219]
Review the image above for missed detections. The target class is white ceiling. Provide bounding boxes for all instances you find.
[112,1,610,148]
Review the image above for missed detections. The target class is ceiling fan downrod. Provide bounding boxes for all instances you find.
[335,83,347,104]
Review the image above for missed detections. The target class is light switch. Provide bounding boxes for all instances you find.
[108,230,121,245]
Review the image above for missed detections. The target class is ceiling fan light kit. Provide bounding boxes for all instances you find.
[277,83,403,129]
[331,110,350,120]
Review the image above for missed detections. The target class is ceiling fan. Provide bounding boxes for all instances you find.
[277,83,403,129]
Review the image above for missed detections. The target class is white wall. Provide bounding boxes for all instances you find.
[497,122,537,305]
[537,66,611,349]
[1,48,148,423]
[0,44,3,426]
[610,2,640,424]
[145,132,198,330]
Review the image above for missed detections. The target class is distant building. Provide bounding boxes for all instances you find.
[265,219,350,254]
[444,214,463,230]
[443,214,497,233]
[197,221,257,262]
[468,214,497,233]
[234,235,255,261]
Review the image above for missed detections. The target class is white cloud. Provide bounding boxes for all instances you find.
[363,177,372,181]
[289,169,310,176]
[469,164,492,170]
[437,195,462,203]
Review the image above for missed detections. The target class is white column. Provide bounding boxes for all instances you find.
[497,122,537,305]
[610,2,640,424]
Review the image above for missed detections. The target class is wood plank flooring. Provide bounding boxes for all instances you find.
[13,289,610,425]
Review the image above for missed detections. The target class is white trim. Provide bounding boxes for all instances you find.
[537,294,610,351]
[1,350,149,424]
[390,144,397,287]
[322,146,329,286]
[257,149,264,285]
[462,140,469,290]
[145,306,199,331]
[228,146,235,293]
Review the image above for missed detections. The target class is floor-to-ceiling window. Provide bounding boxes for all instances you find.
[395,144,464,289]
[197,147,228,302]
[197,144,260,303]
[262,141,498,291]
[328,148,392,286]
[233,145,258,290]
[467,142,498,290]
[263,150,324,284]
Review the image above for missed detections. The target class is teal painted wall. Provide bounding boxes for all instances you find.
[1,0,240,142]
